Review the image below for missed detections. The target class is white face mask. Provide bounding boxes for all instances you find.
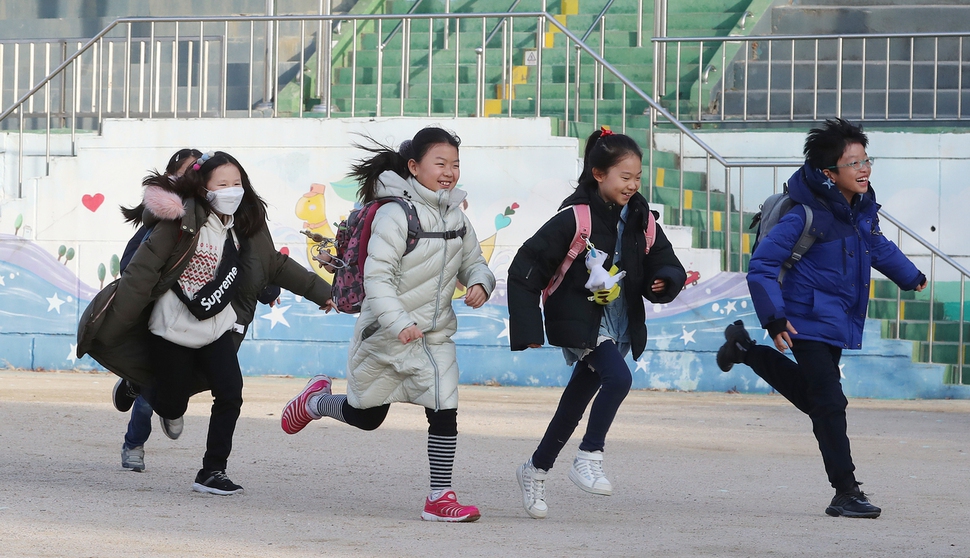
[206,186,244,215]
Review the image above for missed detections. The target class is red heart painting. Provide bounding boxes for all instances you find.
[82,193,105,212]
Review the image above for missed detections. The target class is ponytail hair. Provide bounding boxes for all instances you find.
[349,141,410,203]
[350,126,461,203]
[577,127,643,191]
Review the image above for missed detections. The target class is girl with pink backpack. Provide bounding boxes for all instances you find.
[507,127,686,519]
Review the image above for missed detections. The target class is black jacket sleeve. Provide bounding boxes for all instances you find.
[506,212,573,351]
[233,224,333,328]
[640,223,686,304]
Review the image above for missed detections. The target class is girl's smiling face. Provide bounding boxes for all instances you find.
[593,153,642,206]
[206,163,242,192]
[408,143,460,192]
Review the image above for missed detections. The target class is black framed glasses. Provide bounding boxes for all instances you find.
[828,158,874,171]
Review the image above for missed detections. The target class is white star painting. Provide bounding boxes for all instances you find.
[260,304,291,329]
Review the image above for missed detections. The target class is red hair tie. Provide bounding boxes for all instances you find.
[599,126,614,138]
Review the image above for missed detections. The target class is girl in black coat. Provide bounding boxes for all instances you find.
[508,128,686,519]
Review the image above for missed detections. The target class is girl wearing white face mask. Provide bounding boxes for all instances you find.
[89,150,333,495]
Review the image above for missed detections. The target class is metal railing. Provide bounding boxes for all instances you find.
[1,12,963,381]
[0,11,653,196]
[879,212,968,383]
[653,31,970,125]
[0,39,83,115]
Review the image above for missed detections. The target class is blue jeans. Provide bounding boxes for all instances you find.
[123,396,154,449]
[532,340,633,471]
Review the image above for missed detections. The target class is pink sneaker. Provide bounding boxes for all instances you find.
[421,491,481,523]
[281,375,331,434]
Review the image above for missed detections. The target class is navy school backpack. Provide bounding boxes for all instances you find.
[748,183,816,285]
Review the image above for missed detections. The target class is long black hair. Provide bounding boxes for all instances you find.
[349,126,461,203]
[173,151,268,238]
[121,148,203,224]
[804,118,868,170]
[577,128,643,192]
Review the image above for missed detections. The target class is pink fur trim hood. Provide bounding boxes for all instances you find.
[142,185,186,220]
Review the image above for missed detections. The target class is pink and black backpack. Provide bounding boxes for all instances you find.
[331,197,466,314]
[541,204,657,304]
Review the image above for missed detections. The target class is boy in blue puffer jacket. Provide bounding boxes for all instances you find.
[717,118,926,519]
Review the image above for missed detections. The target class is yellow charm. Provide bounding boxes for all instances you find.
[590,265,622,305]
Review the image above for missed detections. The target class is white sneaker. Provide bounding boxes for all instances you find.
[516,459,548,519]
[568,450,613,496]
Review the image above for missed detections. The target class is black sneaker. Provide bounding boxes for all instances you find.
[112,378,140,412]
[716,320,755,372]
[192,469,244,495]
[825,485,881,518]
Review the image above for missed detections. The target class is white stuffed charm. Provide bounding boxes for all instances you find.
[583,241,626,293]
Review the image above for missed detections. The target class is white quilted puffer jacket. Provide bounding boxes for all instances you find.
[347,171,495,410]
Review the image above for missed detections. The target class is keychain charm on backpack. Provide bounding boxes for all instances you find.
[583,240,626,293]
[311,197,467,314]
[301,230,347,272]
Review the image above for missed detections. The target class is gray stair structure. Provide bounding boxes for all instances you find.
[0,0,326,116]
[773,0,970,35]
[716,1,970,122]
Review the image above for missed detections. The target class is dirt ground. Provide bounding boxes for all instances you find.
[1,369,968,557]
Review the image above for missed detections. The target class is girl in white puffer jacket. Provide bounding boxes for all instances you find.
[281,127,495,523]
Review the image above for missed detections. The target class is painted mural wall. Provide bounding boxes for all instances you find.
[0,117,966,399]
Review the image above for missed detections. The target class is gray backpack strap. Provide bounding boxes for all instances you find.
[777,205,815,285]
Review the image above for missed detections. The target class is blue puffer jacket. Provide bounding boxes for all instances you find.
[747,164,925,350]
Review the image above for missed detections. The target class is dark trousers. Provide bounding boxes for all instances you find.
[341,402,457,435]
[144,331,243,472]
[532,340,633,471]
[745,340,856,492]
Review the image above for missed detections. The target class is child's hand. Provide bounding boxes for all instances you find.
[773,321,798,352]
[651,279,667,293]
[464,284,487,308]
[398,324,424,344]
[319,299,336,313]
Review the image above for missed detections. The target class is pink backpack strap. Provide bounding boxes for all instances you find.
[643,209,657,254]
[542,205,591,304]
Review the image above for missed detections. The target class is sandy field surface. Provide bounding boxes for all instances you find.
[1,369,968,557]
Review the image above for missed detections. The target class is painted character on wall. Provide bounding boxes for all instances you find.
[295,183,339,283]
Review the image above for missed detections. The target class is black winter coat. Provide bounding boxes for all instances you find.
[507,186,686,359]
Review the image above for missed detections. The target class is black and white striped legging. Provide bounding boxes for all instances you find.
[314,396,459,490]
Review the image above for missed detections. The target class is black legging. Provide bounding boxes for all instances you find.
[341,402,457,435]
[143,331,243,473]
